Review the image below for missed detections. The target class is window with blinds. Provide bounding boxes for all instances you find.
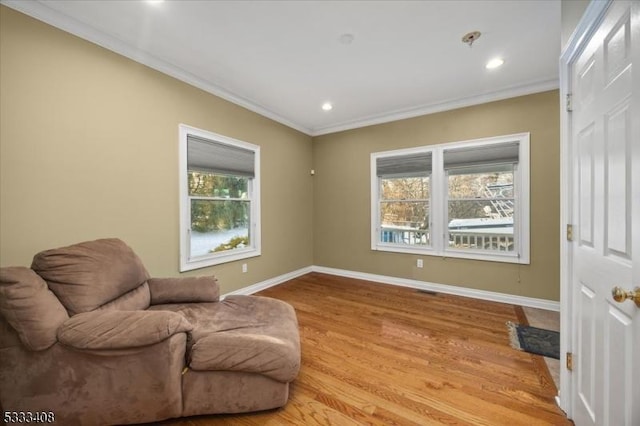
[179,125,261,271]
[376,151,432,247]
[371,133,529,264]
[444,142,519,254]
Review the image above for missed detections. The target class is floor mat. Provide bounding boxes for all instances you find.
[507,321,560,359]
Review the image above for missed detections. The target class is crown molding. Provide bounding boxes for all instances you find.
[3,0,559,139]
[309,78,559,136]
[1,0,313,136]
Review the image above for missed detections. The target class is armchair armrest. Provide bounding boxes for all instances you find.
[148,276,219,305]
[57,310,193,350]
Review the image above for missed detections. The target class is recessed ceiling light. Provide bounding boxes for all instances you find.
[322,102,333,111]
[147,0,164,5]
[486,58,505,69]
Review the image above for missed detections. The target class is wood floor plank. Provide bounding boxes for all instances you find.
[158,272,571,425]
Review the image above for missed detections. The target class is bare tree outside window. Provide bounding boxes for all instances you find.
[379,176,430,245]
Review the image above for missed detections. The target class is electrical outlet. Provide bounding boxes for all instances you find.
[417,259,423,268]
[242,263,248,273]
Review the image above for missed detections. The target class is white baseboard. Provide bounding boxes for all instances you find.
[221,266,313,298]
[311,266,560,312]
[222,264,560,312]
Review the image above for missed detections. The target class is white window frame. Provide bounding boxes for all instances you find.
[371,132,530,264]
[179,124,261,271]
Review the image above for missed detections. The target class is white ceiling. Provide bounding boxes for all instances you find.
[3,0,561,136]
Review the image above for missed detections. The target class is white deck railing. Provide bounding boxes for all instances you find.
[448,228,514,251]
[381,226,429,245]
[381,226,514,252]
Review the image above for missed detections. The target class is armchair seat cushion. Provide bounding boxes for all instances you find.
[150,295,300,382]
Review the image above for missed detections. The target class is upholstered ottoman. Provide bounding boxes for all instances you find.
[149,294,300,415]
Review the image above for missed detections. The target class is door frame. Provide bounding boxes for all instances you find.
[559,0,613,417]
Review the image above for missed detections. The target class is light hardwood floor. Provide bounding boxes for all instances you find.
[160,272,571,425]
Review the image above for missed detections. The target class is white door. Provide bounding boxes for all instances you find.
[570,1,639,425]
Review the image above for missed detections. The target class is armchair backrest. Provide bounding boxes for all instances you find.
[32,238,151,316]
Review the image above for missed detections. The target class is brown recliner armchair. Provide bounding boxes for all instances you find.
[0,238,300,425]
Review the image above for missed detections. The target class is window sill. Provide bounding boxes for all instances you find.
[180,247,261,272]
[372,245,529,264]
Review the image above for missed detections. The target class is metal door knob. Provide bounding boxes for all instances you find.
[611,286,640,307]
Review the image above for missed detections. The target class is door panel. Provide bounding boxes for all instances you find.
[603,10,630,83]
[604,306,632,426]
[605,100,630,258]
[577,284,596,422]
[578,125,595,246]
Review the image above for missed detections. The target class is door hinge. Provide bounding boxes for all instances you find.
[566,93,573,112]
[566,352,573,371]
[567,224,574,242]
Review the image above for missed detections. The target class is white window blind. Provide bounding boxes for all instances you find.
[376,152,432,177]
[443,142,519,174]
[187,135,255,177]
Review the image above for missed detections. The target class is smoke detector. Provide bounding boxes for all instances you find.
[339,33,355,45]
[462,31,481,47]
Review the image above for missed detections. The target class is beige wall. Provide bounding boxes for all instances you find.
[561,0,590,48]
[0,6,314,294]
[313,91,561,301]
